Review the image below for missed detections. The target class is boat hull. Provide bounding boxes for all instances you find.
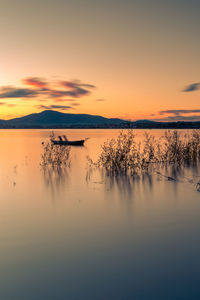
[52,139,85,146]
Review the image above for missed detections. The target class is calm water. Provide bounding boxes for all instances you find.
[0,129,200,300]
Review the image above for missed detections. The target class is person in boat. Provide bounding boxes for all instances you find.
[63,135,68,141]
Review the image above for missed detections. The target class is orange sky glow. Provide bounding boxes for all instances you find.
[0,0,200,121]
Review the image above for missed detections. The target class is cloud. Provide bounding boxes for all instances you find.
[60,80,95,89]
[0,102,17,107]
[22,77,48,88]
[54,98,76,102]
[159,109,200,116]
[152,109,200,121]
[47,88,90,98]
[58,80,95,98]
[0,86,38,98]
[36,104,74,111]
[96,98,105,102]
[7,104,17,107]
[70,102,80,106]
[0,78,96,106]
[183,83,200,92]
[154,115,200,122]
[60,81,77,89]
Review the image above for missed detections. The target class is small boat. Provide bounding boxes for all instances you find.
[52,139,85,146]
[51,135,85,146]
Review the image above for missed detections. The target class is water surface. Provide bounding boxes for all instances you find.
[0,129,200,300]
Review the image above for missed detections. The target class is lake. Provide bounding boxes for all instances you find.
[0,129,200,300]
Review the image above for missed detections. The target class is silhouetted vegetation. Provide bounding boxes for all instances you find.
[88,130,200,175]
[41,132,71,167]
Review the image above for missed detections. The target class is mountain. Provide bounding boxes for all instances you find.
[0,119,6,125]
[134,119,157,125]
[1,110,200,129]
[1,110,126,128]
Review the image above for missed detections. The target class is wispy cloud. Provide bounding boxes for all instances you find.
[154,109,200,122]
[0,78,96,103]
[159,109,200,115]
[47,88,89,98]
[36,104,74,111]
[0,102,17,107]
[54,98,76,102]
[22,77,48,88]
[183,83,200,92]
[55,80,96,98]
[0,86,38,98]
[7,104,17,107]
[96,98,106,102]
[60,80,95,89]
[154,115,200,122]
[70,102,80,106]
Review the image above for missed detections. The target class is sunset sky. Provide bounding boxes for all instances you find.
[0,0,200,121]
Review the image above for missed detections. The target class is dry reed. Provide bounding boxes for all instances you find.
[41,132,71,167]
[88,130,200,175]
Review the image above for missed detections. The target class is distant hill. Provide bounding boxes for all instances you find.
[0,119,6,125]
[134,120,157,125]
[0,110,126,128]
[0,110,200,129]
